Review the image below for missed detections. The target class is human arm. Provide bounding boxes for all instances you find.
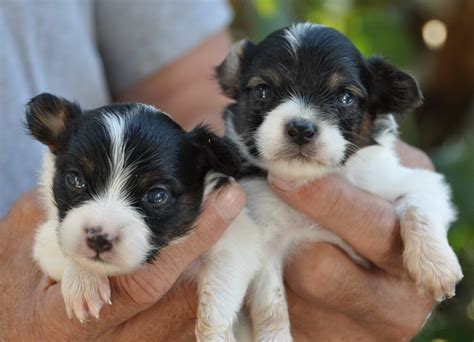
[117,29,232,134]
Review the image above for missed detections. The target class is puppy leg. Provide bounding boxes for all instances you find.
[342,145,463,301]
[196,256,255,341]
[395,176,463,301]
[195,212,261,342]
[248,257,292,342]
[33,220,67,281]
[61,259,111,322]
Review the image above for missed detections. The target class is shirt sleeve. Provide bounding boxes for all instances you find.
[95,0,233,96]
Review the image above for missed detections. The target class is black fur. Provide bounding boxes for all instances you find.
[25,93,82,152]
[366,56,424,115]
[188,124,242,177]
[26,94,241,259]
[217,25,423,164]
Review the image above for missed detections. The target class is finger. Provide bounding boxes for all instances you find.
[395,141,434,170]
[285,243,434,329]
[285,243,378,313]
[110,282,198,341]
[271,175,403,270]
[37,183,246,338]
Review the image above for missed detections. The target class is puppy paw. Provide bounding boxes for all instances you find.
[195,324,236,342]
[62,263,111,322]
[255,328,292,342]
[195,297,236,342]
[401,208,463,302]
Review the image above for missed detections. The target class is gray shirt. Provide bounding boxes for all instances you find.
[0,0,232,215]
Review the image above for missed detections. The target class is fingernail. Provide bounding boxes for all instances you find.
[213,184,246,222]
[268,175,296,192]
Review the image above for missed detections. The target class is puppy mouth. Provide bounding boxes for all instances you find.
[91,254,110,263]
[271,145,328,166]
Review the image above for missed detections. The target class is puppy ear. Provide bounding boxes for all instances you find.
[366,57,423,115]
[216,39,255,99]
[188,125,241,176]
[25,93,81,153]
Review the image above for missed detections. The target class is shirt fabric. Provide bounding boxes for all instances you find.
[0,0,232,215]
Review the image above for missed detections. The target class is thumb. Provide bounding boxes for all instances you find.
[38,183,246,338]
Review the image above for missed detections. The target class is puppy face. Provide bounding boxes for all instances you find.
[26,94,239,275]
[217,23,422,180]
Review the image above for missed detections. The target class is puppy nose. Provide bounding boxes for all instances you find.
[85,227,113,253]
[286,120,317,145]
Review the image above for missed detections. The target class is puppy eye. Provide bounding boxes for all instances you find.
[338,91,354,105]
[144,187,169,206]
[65,170,86,190]
[253,84,273,101]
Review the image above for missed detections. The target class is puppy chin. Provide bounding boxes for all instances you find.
[58,199,152,276]
[264,157,335,182]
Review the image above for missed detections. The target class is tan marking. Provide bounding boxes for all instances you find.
[247,70,282,88]
[328,72,344,89]
[328,73,365,98]
[345,84,365,98]
[247,77,266,88]
[355,112,374,147]
[78,155,95,175]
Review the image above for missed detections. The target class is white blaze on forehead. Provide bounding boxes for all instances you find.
[284,22,324,58]
[102,113,134,203]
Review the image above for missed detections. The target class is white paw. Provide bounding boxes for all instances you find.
[401,208,463,302]
[61,263,111,322]
[255,328,292,342]
[252,292,293,342]
[195,293,236,342]
[195,323,236,342]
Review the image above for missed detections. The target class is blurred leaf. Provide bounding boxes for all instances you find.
[253,0,277,17]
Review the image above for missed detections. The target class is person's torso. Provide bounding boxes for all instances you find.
[0,0,111,214]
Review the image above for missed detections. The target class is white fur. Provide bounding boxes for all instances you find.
[255,97,347,180]
[284,23,324,58]
[187,173,263,341]
[194,117,461,340]
[33,113,152,321]
[61,259,111,322]
[32,153,66,281]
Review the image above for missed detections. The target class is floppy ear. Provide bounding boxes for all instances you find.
[25,93,81,153]
[366,57,423,115]
[188,125,241,177]
[215,39,255,99]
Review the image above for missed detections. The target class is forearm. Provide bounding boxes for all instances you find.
[117,30,232,134]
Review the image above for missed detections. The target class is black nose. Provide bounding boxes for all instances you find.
[86,228,113,253]
[286,120,317,145]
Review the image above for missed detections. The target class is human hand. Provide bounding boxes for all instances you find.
[270,142,436,341]
[0,184,245,341]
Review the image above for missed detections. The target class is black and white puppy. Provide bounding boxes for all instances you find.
[192,23,463,341]
[26,94,240,322]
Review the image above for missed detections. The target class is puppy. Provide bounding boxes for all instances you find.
[26,93,241,322]
[193,23,463,340]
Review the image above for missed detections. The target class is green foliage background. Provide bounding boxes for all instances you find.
[230,0,474,340]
